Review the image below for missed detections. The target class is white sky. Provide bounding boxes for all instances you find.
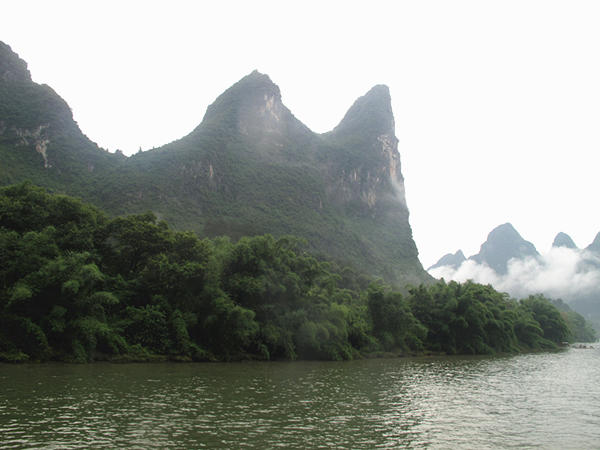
[2,0,600,268]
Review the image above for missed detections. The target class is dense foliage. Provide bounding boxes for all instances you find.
[551,298,597,343]
[0,184,591,363]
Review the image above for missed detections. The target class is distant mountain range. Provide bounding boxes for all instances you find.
[429,223,539,274]
[429,224,600,273]
[0,41,430,287]
[429,223,600,324]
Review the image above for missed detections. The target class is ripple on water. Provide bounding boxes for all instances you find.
[0,350,599,448]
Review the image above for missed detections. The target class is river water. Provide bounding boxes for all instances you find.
[1,347,599,448]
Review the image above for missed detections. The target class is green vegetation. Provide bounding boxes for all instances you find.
[551,298,597,343]
[0,184,591,363]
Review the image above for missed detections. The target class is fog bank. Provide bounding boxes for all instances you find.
[429,247,600,305]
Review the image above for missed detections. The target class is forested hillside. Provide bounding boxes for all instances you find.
[1,184,589,363]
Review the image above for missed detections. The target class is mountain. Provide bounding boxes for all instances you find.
[0,42,429,287]
[552,232,577,249]
[585,232,600,254]
[470,223,539,274]
[428,250,466,271]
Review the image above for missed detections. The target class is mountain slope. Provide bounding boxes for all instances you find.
[585,232,600,254]
[0,42,122,193]
[0,42,429,287]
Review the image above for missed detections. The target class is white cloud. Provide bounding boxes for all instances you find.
[429,248,600,306]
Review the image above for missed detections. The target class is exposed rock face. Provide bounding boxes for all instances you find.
[470,223,539,274]
[552,232,577,249]
[324,85,406,213]
[14,124,51,168]
[428,250,466,271]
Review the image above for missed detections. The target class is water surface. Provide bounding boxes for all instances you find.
[1,348,599,448]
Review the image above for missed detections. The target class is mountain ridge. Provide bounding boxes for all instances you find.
[428,250,466,271]
[586,232,600,253]
[0,41,430,287]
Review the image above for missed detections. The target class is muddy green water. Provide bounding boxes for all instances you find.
[1,347,599,448]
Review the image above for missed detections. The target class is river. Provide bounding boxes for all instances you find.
[1,347,599,448]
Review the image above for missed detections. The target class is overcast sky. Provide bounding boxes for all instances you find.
[3,0,600,268]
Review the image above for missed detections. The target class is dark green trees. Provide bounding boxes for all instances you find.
[406,281,577,354]
[367,285,426,352]
[0,184,588,362]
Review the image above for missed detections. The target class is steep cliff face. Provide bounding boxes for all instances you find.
[324,85,403,210]
[314,85,422,283]
[0,42,429,287]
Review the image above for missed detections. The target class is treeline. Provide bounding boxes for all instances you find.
[0,183,594,362]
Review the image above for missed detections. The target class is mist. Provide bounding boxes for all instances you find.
[429,247,600,308]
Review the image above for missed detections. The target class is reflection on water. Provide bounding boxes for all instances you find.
[1,348,599,448]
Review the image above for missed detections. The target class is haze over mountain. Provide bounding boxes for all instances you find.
[0,41,429,287]
[430,223,600,325]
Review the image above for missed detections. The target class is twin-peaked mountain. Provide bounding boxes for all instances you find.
[0,42,429,286]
